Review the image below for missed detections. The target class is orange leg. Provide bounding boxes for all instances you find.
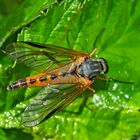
[96,76,108,81]
[77,84,96,94]
[87,86,96,94]
[80,78,96,94]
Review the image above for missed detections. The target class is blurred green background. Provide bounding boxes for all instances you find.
[0,0,140,140]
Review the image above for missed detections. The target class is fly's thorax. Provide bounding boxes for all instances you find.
[78,58,109,80]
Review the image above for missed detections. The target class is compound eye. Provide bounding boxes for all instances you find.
[99,58,109,74]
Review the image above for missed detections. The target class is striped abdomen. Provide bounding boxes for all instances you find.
[7,72,50,90]
[7,70,79,90]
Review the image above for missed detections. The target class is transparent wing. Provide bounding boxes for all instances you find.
[21,84,86,127]
[4,42,89,72]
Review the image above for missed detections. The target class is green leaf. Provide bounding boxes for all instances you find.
[0,0,140,140]
[0,0,22,16]
[0,0,57,48]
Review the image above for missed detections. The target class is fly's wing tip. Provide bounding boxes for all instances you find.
[21,113,41,127]
[21,121,39,127]
[0,48,6,54]
[20,84,83,127]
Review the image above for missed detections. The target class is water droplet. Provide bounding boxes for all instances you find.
[62,133,66,137]
[5,119,9,122]
[124,94,130,99]
[112,83,118,90]
[35,114,39,117]
[93,94,103,106]
[67,17,71,21]
[93,94,100,101]
[112,95,118,101]
[73,131,77,135]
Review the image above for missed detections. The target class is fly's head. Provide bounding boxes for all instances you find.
[78,58,109,80]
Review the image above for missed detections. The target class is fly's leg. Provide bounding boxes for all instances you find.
[87,86,96,93]
[63,81,96,114]
[90,28,105,57]
[78,92,98,113]
[82,79,96,94]
[96,75,108,81]
[90,48,97,57]
[63,84,96,114]
[66,29,72,49]
[75,84,95,94]
[62,94,92,115]
[108,78,134,84]
[76,95,90,114]
[97,76,134,85]
[96,76,134,91]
